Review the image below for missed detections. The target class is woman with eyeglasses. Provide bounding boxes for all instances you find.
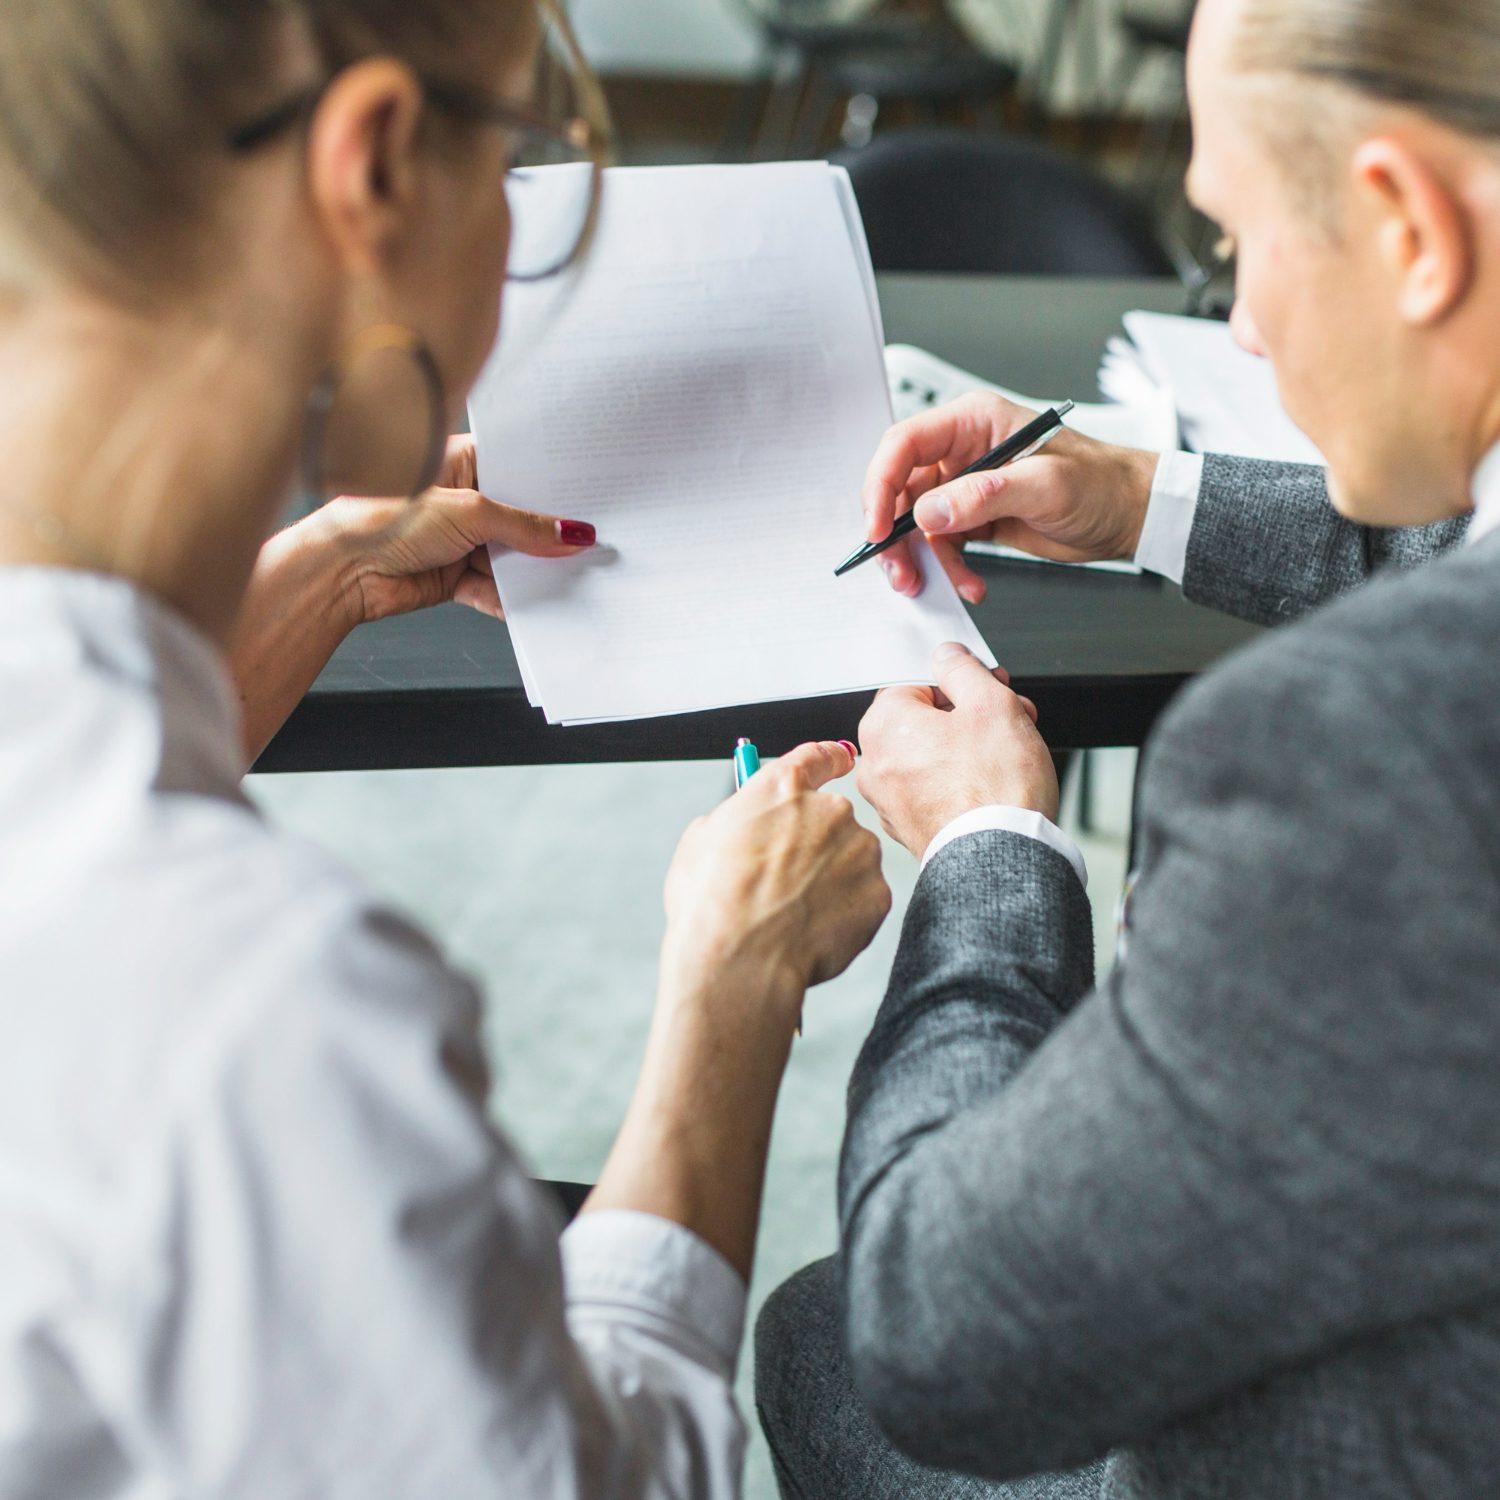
[0,3,890,1496]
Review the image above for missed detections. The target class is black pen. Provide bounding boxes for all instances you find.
[834,400,1076,577]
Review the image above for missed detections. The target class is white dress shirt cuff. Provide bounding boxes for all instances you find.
[561,1209,747,1377]
[1133,450,1205,584]
[921,805,1088,891]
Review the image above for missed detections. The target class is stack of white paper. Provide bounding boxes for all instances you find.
[468,163,994,726]
[1100,311,1325,466]
[886,341,1178,453]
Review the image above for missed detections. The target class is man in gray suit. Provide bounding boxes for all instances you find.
[755,0,1500,1494]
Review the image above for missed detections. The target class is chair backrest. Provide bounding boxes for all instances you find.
[833,129,1176,278]
[729,0,879,25]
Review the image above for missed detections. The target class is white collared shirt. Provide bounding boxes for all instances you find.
[1468,441,1500,546]
[0,568,746,1499]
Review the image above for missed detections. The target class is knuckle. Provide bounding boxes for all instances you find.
[1005,694,1038,731]
[829,798,858,835]
[964,470,1004,508]
[766,765,801,800]
[812,797,845,835]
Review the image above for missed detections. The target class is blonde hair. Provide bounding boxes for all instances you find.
[0,0,530,296]
[1231,0,1500,139]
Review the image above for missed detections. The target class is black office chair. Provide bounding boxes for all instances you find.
[721,1,932,160]
[723,2,1017,160]
[833,127,1174,276]
[821,28,1019,150]
[835,130,1174,828]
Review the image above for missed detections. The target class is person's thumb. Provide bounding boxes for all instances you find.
[933,642,1006,711]
[912,467,1018,536]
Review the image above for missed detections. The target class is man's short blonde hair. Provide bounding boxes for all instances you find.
[1231,0,1500,138]
[1221,0,1500,229]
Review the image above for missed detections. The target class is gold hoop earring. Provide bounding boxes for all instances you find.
[302,323,447,503]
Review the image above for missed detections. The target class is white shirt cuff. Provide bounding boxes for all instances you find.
[561,1209,747,1378]
[920,805,1088,891]
[1133,450,1204,584]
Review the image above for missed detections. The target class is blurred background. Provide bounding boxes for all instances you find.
[254,6,1203,1496]
[573,0,1214,280]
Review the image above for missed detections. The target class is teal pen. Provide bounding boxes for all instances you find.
[733,737,761,789]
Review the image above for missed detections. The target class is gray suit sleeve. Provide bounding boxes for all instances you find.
[838,638,1500,1481]
[1182,454,1467,626]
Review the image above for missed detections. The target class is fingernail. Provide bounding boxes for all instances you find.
[838,739,858,760]
[917,494,952,531]
[558,519,596,546]
[960,582,982,604]
[934,641,969,661]
[879,556,896,580]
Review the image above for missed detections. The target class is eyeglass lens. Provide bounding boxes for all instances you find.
[503,7,602,281]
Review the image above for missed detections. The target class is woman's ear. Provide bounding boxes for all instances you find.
[305,58,426,278]
[1352,134,1474,327]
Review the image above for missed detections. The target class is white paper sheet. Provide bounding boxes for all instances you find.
[469,163,993,726]
[1110,311,1325,466]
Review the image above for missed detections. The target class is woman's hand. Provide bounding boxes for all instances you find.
[659,740,891,1032]
[320,433,597,629]
[856,643,1059,859]
[583,739,889,1278]
[231,434,592,762]
[860,392,1161,602]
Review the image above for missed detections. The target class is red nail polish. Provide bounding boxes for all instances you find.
[558,519,596,546]
[838,740,858,760]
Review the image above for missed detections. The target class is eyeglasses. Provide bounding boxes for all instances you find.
[227,24,610,282]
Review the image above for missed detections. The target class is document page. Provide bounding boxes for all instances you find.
[1117,311,1325,466]
[468,162,993,725]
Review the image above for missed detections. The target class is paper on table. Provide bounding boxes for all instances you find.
[1111,311,1325,465]
[469,163,993,726]
[885,342,1178,453]
[883,343,1176,575]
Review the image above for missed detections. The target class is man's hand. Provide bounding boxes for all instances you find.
[857,643,1059,858]
[861,392,1161,602]
[318,433,597,630]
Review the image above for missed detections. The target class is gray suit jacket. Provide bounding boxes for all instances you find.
[838,458,1494,1497]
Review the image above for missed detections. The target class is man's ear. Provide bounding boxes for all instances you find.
[1352,134,1474,326]
[305,58,426,279]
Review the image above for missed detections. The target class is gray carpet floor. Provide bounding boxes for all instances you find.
[247,748,1134,1500]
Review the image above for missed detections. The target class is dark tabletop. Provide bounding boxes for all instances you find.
[255,274,1262,773]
